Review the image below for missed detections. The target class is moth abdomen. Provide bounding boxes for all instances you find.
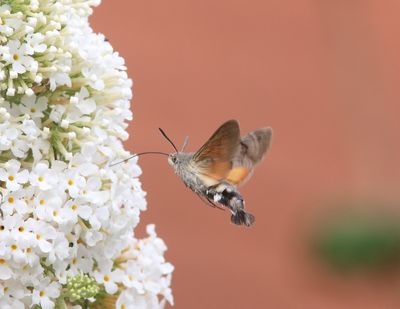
[205,184,255,227]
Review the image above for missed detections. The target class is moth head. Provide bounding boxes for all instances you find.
[160,128,190,169]
[109,128,187,168]
[168,153,179,167]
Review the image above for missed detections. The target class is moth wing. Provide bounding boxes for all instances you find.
[226,127,272,186]
[191,120,240,184]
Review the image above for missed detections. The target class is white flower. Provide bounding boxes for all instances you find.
[0,255,13,280]
[92,202,111,225]
[0,160,29,191]
[48,233,70,263]
[9,131,30,158]
[25,128,50,162]
[32,280,60,309]
[49,104,66,123]
[0,18,13,37]
[116,289,147,309]
[121,260,144,293]
[0,1,173,306]
[5,40,36,76]
[1,190,29,215]
[82,66,105,90]
[29,161,55,190]
[94,267,124,294]
[67,244,94,274]
[71,87,96,115]
[64,199,92,223]
[0,295,25,309]
[48,56,72,91]
[33,189,64,221]
[20,95,48,120]
[25,32,47,54]
[0,126,19,152]
[62,169,86,198]
[25,219,56,253]
[5,237,26,264]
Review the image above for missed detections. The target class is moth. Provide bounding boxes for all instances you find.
[113,120,272,227]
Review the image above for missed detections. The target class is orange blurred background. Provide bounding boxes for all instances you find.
[91,1,400,308]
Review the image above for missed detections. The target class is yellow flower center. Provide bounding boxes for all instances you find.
[8,197,14,203]
[71,204,77,211]
[8,175,14,181]
[13,54,19,61]
[27,248,32,253]
[39,290,45,297]
[36,234,41,240]
[38,176,43,182]
[0,259,5,264]
[39,199,45,205]
[11,244,17,250]
[18,226,24,232]
[31,107,36,113]
[68,179,74,186]
[72,258,77,264]
[53,210,58,217]
[103,275,110,282]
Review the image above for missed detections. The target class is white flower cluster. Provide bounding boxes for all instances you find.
[0,1,173,308]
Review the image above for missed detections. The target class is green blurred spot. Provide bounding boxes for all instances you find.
[313,212,400,272]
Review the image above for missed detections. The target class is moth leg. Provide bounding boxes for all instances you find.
[206,197,225,211]
[196,193,225,211]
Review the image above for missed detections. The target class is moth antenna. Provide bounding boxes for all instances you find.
[181,136,189,152]
[159,128,179,153]
[109,151,169,167]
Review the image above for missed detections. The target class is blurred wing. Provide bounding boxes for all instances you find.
[226,127,272,186]
[191,120,240,182]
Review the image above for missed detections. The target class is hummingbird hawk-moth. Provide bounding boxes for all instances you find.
[113,120,272,227]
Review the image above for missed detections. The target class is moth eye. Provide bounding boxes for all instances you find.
[172,157,177,163]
